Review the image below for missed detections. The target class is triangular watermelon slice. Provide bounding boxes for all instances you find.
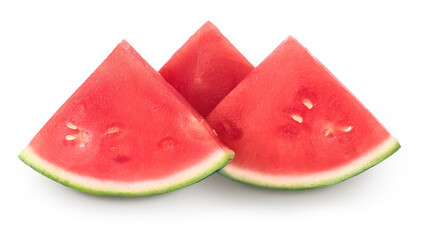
[19,40,234,196]
[206,36,400,189]
[159,21,254,117]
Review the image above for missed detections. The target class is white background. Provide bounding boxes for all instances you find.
[1,0,419,239]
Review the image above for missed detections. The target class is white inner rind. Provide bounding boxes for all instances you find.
[20,147,230,195]
[219,136,399,189]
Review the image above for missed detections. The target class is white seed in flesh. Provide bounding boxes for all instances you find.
[324,130,330,137]
[341,126,353,132]
[291,114,303,123]
[65,121,78,130]
[302,98,313,110]
[65,135,77,141]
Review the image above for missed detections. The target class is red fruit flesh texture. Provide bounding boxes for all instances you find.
[28,40,227,181]
[159,21,254,117]
[206,36,393,175]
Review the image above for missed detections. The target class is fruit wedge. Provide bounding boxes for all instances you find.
[206,36,400,189]
[19,40,234,196]
[160,21,254,117]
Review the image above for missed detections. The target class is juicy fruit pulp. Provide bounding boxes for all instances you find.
[207,36,400,189]
[160,21,254,117]
[19,40,234,196]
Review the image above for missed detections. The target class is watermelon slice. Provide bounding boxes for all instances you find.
[19,40,234,196]
[159,21,254,117]
[206,36,400,189]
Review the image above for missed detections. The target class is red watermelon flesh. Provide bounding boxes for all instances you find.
[206,36,400,189]
[19,40,234,196]
[159,21,254,117]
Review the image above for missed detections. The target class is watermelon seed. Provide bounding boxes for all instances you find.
[64,129,92,148]
[324,129,333,137]
[323,125,353,140]
[65,135,77,141]
[341,126,353,132]
[291,114,303,123]
[104,126,121,135]
[302,98,313,109]
[65,121,78,130]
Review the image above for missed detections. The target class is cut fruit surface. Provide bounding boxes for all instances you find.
[19,40,234,196]
[159,21,254,117]
[206,36,400,189]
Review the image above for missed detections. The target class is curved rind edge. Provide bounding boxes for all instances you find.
[19,148,234,197]
[218,136,400,190]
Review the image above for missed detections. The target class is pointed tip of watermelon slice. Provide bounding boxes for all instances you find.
[218,137,400,190]
[18,148,234,197]
[196,20,222,38]
[285,35,297,41]
[118,39,132,51]
[281,35,305,50]
[203,20,216,27]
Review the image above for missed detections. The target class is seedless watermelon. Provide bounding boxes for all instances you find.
[19,40,234,196]
[206,36,400,189]
[159,21,254,117]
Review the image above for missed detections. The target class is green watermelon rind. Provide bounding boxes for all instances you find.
[19,147,234,196]
[218,136,400,190]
